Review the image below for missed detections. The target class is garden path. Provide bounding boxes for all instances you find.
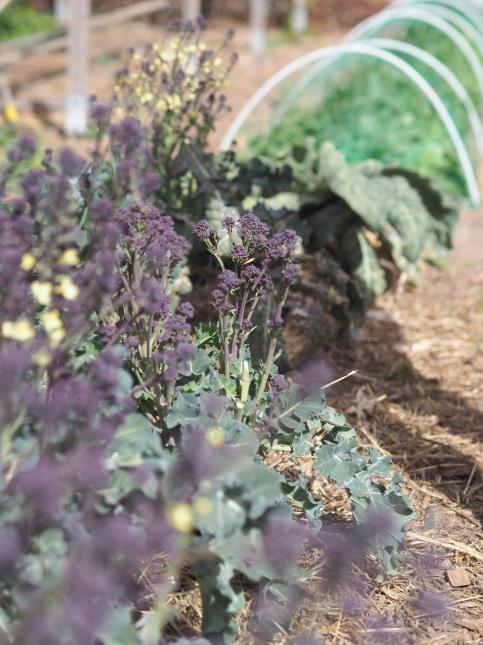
[285,209,483,643]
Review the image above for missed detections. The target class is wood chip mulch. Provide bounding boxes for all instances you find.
[274,210,483,644]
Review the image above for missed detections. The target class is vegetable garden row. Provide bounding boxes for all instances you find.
[0,1,481,643]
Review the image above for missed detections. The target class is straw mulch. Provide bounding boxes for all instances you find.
[150,211,482,644]
[275,209,483,644]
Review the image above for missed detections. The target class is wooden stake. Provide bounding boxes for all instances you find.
[250,0,268,55]
[54,0,69,23]
[65,0,90,136]
[291,0,309,35]
[182,0,201,22]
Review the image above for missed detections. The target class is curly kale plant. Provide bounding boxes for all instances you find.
[215,141,458,346]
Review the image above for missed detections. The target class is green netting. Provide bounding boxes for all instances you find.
[242,18,482,199]
[249,58,470,195]
[395,0,483,35]
[370,21,482,105]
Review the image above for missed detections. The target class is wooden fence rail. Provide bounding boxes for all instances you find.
[0,0,309,134]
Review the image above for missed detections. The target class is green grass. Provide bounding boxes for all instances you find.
[0,1,57,42]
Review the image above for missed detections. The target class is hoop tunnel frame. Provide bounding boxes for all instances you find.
[271,38,483,157]
[347,7,483,103]
[392,0,483,34]
[399,3,483,56]
[219,43,480,205]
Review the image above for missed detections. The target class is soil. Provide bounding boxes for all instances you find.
[3,13,482,644]
[285,209,483,643]
[167,211,483,644]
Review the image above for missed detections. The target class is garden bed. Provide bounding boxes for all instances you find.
[0,12,481,644]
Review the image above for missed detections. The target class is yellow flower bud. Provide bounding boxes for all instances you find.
[48,328,65,347]
[40,309,65,346]
[31,281,53,306]
[167,503,193,534]
[2,319,35,342]
[32,349,51,367]
[207,426,224,448]
[59,248,79,267]
[40,309,62,332]
[20,253,36,271]
[3,103,18,124]
[55,276,79,301]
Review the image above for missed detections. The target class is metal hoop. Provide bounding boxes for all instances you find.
[403,3,483,56]
[348,7,483,103]
[273,38,482,157]
[392,0,483,34]
[220,43,480,205]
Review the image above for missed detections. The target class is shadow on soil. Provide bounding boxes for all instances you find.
[318,309,482,524]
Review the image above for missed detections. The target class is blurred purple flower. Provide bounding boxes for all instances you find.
[59,148,87,177]
[296,358,333,395]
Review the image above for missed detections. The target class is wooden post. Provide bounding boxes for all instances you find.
[54,0,69,23]
[65,0,90,136]
[250,0,268,55]
[291,0,309,35]
[182,0,201,21]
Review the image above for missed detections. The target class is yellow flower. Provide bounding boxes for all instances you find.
[31,281,53,306]
[207,426,224,448]
[41,309,62,332]
[55,276,79,301]
[242,196,259,210]
[214,57,222,67]
[48,329,65,346]
[113,107,124,121]
[40,309,65,345]
[59,248,79,267]
[20,253,36,271]
[140,92,154,104]
[167,503,193,534]
[2,319,35,342]
[194,497,214,517]
[32,349,51,367]
[3,103,18,124]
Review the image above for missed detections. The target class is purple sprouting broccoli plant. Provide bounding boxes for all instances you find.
[81,19,238,223]
[0,134,314,644]
[114,18,237,153]
[0,139,185,642]
[193,213,299,416]
[108,202,197,424]
[0,24,416,641]
[192,211,414,573]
